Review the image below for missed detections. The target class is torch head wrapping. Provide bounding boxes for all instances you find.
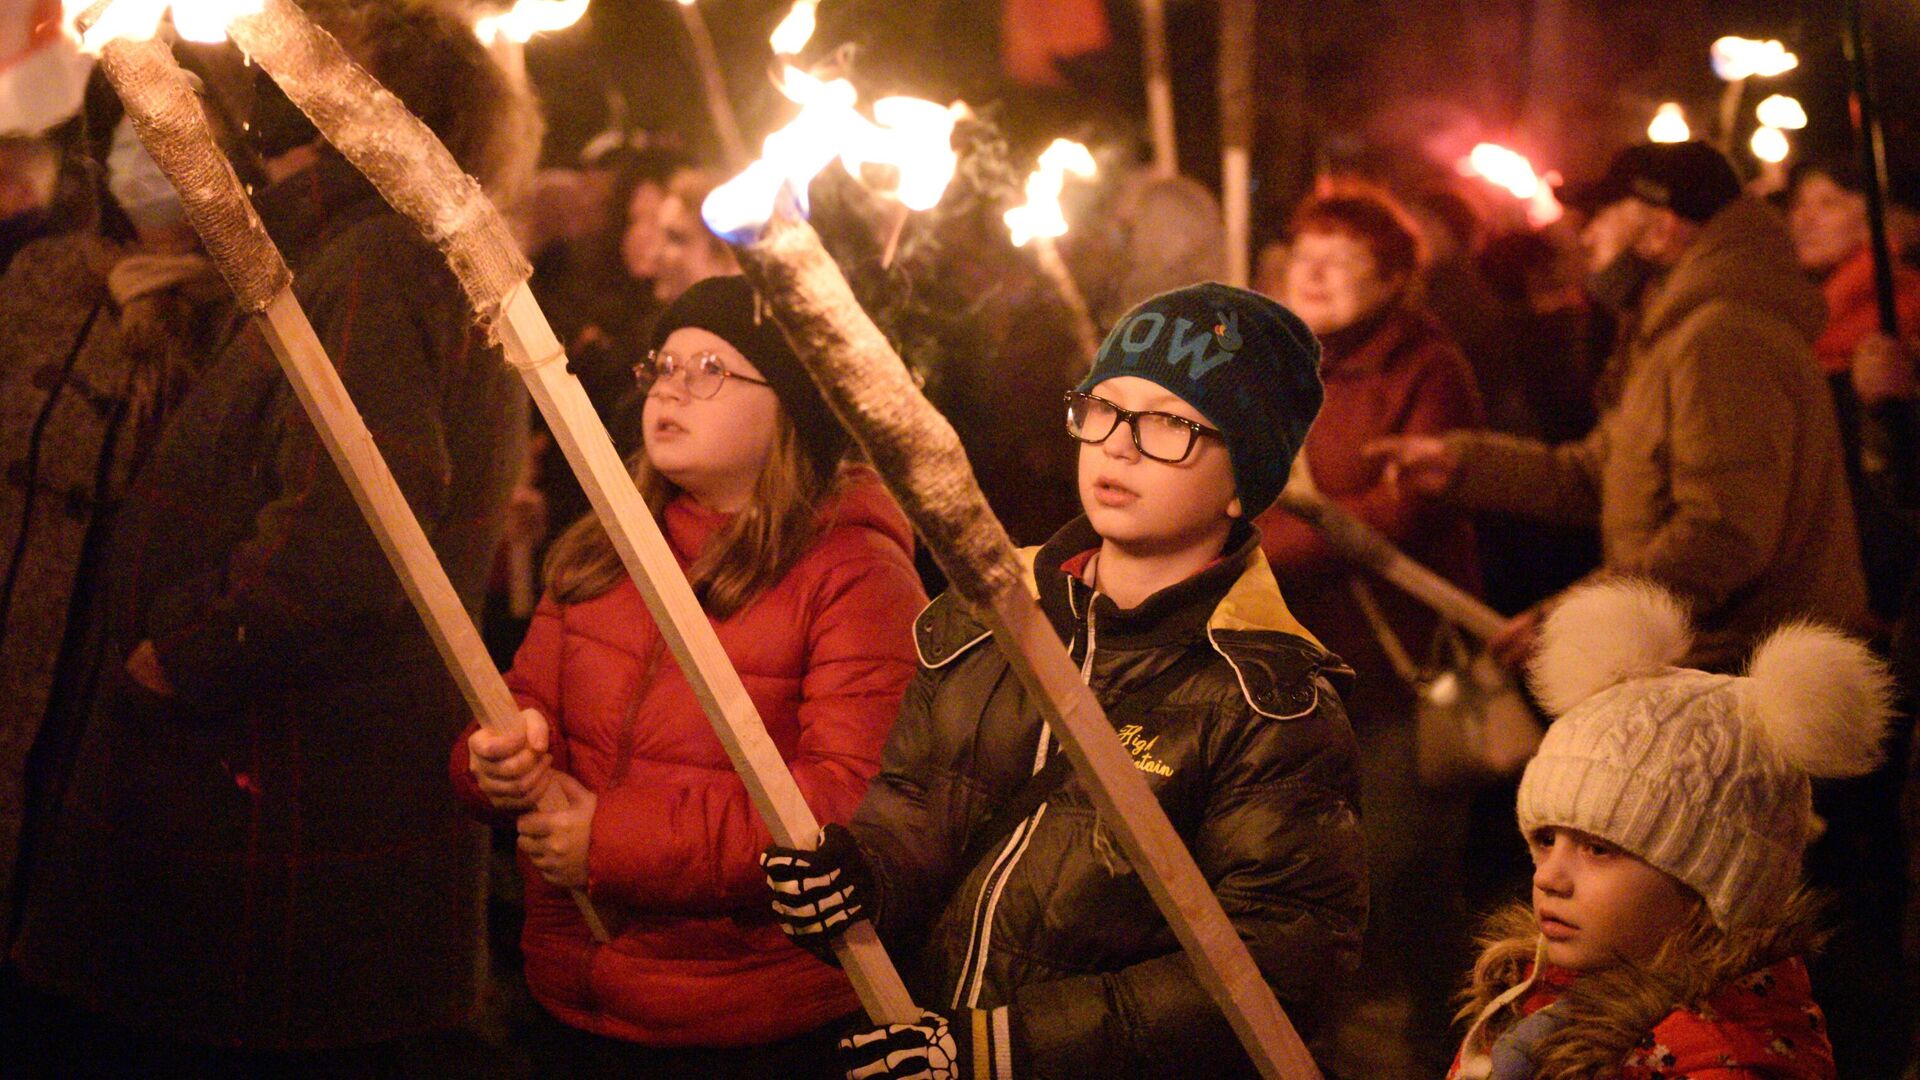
[90,32,291,313]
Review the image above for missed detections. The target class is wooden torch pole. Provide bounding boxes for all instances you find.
[76,15,610,940]
[1141,0,1179,177]
[1272,488,1507,640]
[675,0,752,168]
[1219,0,1255,288]
[221,0,916,1023]
[728,206,1322,1080]
[1032,235,1102,360]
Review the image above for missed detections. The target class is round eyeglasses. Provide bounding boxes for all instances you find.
[1064,390,1224,464]
[635,349,772,400]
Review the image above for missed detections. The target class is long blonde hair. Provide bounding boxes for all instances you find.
[1456,891,1826,1079]
[543,407,839,619]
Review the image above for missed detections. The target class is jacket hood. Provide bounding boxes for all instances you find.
[817,465,916,557]
[1638,197,1826,346]
[664,464,914,565]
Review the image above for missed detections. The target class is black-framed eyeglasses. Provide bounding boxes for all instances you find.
[635,349,772,400]
[1064,390,1224,464]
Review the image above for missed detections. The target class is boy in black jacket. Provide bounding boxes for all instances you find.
[764,283,1366,1079]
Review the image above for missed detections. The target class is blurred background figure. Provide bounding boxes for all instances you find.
[1467,224,1605,616]
[0,69,232,947]
[650,166,737,305]
[1082,168,1225,326]
[1255,179,1485,1078]
[1787,158,1920,627]
[0,133,59,272]
[1786,157,1920,1080]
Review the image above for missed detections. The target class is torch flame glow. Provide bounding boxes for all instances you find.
[704,63,964,243]
[67,0,263,52]
[474,0,589,45]
[851,97,962,212]
[1755,94,1807,131]
[1459,142,1563,228]
[770,0,818,57]
[1751,125,1790,164]
[1648,102,1691,143]
[1004,139,1097,248]
[1711,36,1798,81]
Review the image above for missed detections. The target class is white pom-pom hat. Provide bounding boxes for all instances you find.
[1518,579,1896,928]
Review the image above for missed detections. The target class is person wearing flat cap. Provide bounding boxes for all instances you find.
[1371,140,1868,674]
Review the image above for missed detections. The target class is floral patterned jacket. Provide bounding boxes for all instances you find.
[1449,956,1834,1080]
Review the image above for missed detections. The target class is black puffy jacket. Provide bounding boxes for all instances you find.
[849,517,1367,1078]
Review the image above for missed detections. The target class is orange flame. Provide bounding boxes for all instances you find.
[474,0,588,45]
[1005,139,1096,247]
[705,63,963,242]
[65,0,263,51]
[1459,142,1563,228]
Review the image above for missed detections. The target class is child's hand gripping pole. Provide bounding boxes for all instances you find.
[726,204,1324,1080]
[219,0,918,1023]
[77,13,611,942]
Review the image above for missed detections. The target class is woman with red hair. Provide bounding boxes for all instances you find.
[1256,180,1486,1075]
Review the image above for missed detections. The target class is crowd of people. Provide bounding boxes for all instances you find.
[3,3,1920,1079]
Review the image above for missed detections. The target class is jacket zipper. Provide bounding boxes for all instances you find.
[951,587,1099,1008]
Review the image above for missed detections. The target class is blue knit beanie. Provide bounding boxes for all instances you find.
[1075,282,1323,518]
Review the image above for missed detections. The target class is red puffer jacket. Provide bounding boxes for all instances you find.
[451,467,926,1046]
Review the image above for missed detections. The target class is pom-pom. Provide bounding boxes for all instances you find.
[1528,579,1692,716]
[1742,622,1896,778]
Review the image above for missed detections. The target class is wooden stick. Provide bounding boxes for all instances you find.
[675,0,752,168]
[1218,0,1255,289]
[223,0,917,1023]
[507,539,537,619]
[1272,487,1507,640]
[1031,235,1101,359]
[731,207,1321,1080]
[1140,0,1178,177]
[1715,76,1746,157]
[79,22,609,941]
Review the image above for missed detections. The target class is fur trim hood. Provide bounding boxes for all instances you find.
[1455,895,1832,1079]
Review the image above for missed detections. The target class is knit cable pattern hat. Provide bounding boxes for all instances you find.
[1517,579,1896,928]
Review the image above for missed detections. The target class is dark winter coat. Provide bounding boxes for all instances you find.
[0,234,228,930]
[851,516,1367,1078]
[1253,304,1484,726]
[9,153,524,1050]
[450,469,926,1047]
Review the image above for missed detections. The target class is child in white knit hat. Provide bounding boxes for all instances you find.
[1449,579,1897,1080]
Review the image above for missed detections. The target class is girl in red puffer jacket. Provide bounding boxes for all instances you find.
[452,275,925,1079]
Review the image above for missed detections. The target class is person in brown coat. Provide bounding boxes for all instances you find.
[1257,180,1487,1077]
[1372,142,1868,673]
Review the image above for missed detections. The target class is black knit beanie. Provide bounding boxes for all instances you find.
[1076,282,1323,518]
[648,275,850,481]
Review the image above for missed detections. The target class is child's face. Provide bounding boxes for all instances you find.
[1075,376,1240,555]
[1528,824,1700,971]
[642,327,781,512]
